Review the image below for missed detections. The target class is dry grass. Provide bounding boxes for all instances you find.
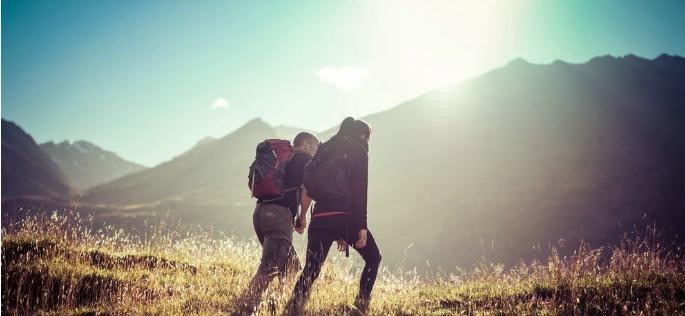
[2,212,684,315]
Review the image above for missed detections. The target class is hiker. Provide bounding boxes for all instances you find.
[234,132,320,315]
[285,117,381,315]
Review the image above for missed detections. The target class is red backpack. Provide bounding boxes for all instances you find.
[248,139,294,199]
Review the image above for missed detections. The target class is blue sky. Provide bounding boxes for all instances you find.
[2,0,685,166]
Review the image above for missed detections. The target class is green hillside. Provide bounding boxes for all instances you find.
[2,213,683,315]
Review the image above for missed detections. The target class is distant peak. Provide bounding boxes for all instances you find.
[219,118,274,141]
[506,57,530,67]
[194,136,216,147]
[1,118,21,129]
[551,59,569,66]
[585,53,681,65]
[655,53,684,63]
[241,118,271,129]
[621,54,648,62]
[73,140,100,151]
[656,53,674,60]
[588,55,617,64]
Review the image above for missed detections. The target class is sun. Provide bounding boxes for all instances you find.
[360,0,520,88]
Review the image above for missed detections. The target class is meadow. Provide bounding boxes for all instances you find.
[2,212,683,315]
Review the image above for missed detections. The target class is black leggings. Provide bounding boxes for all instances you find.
[292,227,382,302]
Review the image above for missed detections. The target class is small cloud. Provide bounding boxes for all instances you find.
[317,65,367,90]
[210,98,230,110]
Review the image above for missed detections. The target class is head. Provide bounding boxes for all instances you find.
[337,117,372,143]
[355,119,372,143]
[293,132,319,156]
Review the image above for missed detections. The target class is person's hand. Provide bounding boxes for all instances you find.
[336,239,347,252]
[294,216,307,234]
[354,229,368,249]
[294,225,304,234]
[299,216,307,230]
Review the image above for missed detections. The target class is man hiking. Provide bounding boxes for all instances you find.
[234,132,320,315]
[285,117,381,315]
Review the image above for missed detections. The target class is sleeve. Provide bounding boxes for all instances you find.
[348,146,368,230]
[292,154,308,187]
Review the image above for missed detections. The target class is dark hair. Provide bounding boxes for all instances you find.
[355,119,371,138]
[293,132,318,147]
[337,117,357,137]
[337,117,371,139]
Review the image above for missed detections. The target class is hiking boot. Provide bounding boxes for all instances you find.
[351,296,370,316]
[283,295,305,316]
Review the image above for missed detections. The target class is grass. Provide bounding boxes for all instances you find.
[2,212,684,315]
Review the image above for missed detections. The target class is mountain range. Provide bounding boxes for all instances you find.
[3,54,684,270]
[39,140,147,190]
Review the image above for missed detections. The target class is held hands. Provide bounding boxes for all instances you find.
[338,228,367,251]
[354,229,368,249]
[294,216,307,234]
[336,239,347,252]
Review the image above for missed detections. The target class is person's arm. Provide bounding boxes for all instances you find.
[349,145,369,247]
[351,149,368,230]
[293,154,311,234]
[296,188,312,230]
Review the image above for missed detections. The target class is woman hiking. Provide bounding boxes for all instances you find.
[285,117,381,316]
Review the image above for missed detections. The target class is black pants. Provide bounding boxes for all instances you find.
[291,218,382,304]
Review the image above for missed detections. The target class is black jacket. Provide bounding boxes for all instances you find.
[312,136,369,230]
[272,151,312,217]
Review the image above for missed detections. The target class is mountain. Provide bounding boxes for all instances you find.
[1,119,73,199]
[346,54,685,269]
[82,118,273,205]
[193,136,217,147]
[76,118,277,235]
[39,140,147,189]
[314,54,685,269]
[43,54,685,270]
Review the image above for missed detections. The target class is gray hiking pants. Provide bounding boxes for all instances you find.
[252,203,301,276]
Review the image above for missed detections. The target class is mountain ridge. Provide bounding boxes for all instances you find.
[40,140,147,189]
[1,119,73,199]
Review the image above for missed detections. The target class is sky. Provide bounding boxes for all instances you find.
[2,0,685,166]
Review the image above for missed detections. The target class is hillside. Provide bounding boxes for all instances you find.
[1,119,73,199]
[40,140,147,189]
[327,54,685,269]
[75,118,277,236]
[82,118,274,205]
[2,213,683,315]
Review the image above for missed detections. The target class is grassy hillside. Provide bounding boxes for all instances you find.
[2,213,683,315]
